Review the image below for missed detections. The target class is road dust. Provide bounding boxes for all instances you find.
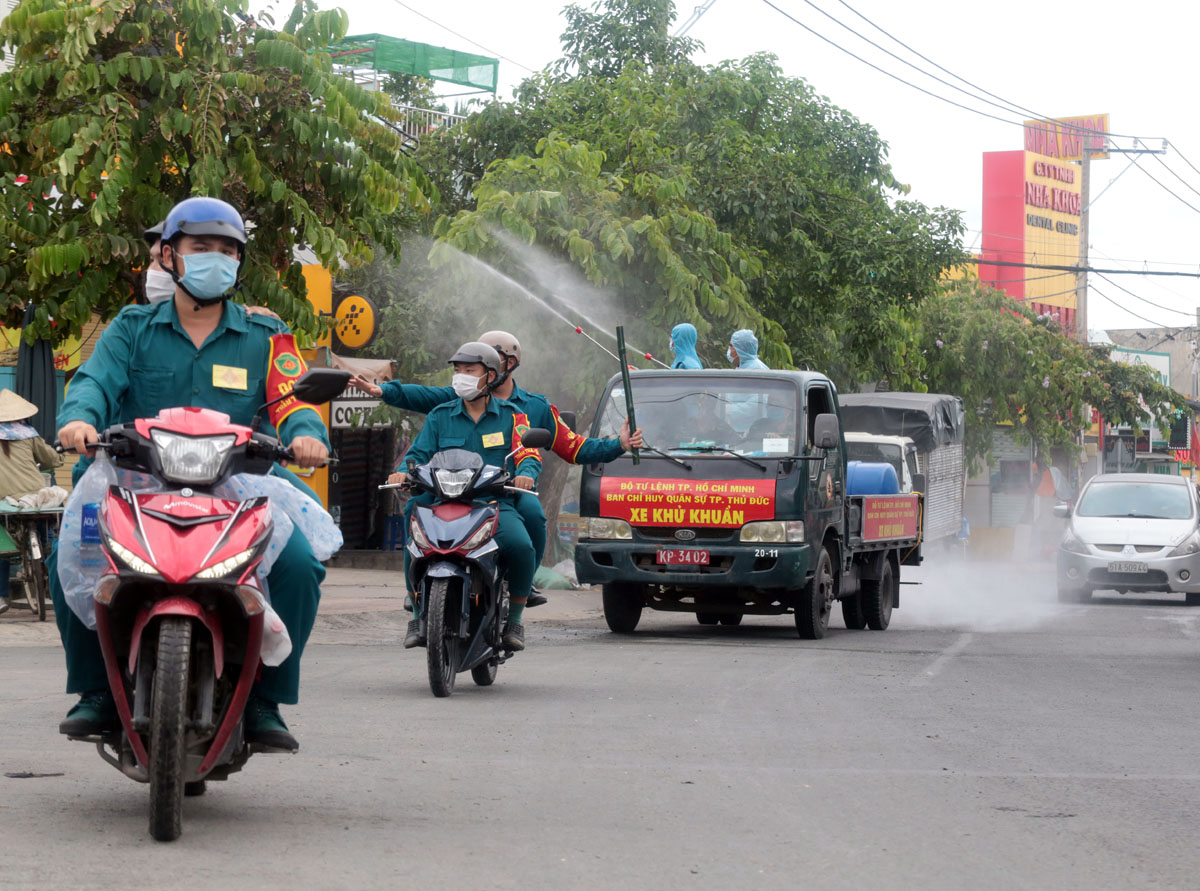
[893,557,1065,632]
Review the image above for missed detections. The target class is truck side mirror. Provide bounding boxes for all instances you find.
[813,413,840,450]
[912,472,927,494]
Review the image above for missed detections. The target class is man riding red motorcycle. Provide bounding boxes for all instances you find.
[52,197,333,754]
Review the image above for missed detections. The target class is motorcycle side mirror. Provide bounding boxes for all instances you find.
[291,368,352,405]
[522,427,553,450]
[252,368,352,431]
[558,411,577,432]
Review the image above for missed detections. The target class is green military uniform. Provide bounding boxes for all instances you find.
[381,380,624,567]
[404,394,540,618]
[51,298,329,705]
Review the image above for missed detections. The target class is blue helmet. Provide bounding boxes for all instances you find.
[162,197,247,247]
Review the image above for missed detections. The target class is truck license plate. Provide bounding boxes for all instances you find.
[656,549,710,566]
[1108,561,1148,574]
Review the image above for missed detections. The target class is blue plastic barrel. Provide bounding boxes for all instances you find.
[845,460,900,496]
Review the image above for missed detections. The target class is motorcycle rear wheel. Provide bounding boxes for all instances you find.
[149,617,192,842]
[426,578,459,698]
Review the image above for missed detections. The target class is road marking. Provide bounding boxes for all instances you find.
[910,632,973,686]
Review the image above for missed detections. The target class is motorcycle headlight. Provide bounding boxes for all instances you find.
[151,430,236,486]
[1060,530,1090,555]
[105,537,158,576]
[588,517,632,539]
[739,521,803,543]
[460,519,497,552]
[194,548,256,580]
[435,468,476,499]
[1169,530,1200,557]
[409,516,430,549]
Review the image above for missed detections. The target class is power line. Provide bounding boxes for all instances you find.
[1129,153,1200,216]
[758,0,1026,128]
[969,259,1200,278]
[1089,283,1174,328]
[388,0,535,73]
[1093,272,1194,317]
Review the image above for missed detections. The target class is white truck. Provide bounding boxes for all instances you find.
[839,393,966,547]
[845,432,919,493]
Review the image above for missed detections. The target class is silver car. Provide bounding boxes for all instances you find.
[1056,473,1200,604]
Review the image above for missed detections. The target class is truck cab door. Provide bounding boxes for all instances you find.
[804,384,844,545]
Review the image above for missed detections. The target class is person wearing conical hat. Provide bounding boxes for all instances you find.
[0,389,62,614]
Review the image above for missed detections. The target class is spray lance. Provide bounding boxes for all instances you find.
[616,326,640,465]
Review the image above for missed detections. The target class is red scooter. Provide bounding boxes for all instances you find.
[62,368,348,841]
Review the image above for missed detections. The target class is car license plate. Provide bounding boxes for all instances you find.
[1108,561,1148,574]
[656,548,710,566]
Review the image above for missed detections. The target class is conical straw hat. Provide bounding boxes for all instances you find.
[0,389,39,423]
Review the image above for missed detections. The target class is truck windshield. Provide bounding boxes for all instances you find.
[846,442,903,481]
[598,376,799,456]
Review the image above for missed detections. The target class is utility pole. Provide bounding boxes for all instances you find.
[1076,153,1090,344]
[1075,142,1166,345]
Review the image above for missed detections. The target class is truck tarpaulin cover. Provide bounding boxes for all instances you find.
[837,393,965,453]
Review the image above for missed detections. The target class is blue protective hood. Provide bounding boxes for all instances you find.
[731,328,768,370]
[670,323,703,369]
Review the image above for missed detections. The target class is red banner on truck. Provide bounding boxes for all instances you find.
[598,477,776,528]
[860,495,921,542]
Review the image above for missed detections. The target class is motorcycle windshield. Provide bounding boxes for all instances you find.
[429,449,485,471]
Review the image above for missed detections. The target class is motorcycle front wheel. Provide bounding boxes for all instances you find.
[425,578,459,698]
[148,617,192,841]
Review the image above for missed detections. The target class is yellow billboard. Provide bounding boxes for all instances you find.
[1023,114,1110,161]
[1022,152,1079,309]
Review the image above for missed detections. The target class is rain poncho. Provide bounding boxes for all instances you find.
[730,329,768,370]
[670,323,703,370]
[57,454,343,647]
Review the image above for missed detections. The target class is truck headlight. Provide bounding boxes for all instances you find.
[588,518,632,539]
[740,521,804,543]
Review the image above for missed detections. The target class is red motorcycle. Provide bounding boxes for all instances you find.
[62,368,348,841]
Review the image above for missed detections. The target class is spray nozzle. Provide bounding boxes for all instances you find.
[644,353,652,360]
[575,327,583,333]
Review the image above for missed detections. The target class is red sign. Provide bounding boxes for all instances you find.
[599,477,776,528]
[860,495,921,542]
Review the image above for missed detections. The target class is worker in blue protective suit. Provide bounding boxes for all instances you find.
[52,196,331,752]
[728,329,769,370]
[391,341,543,651]
[352,330,642,610]
[669,323,704,369]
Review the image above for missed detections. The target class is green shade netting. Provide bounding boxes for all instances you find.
[328,34,498,93]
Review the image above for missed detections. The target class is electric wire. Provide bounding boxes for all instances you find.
[387,0,535,73]
[1129,154,1200,216]
[1151,149,1200,202]
[966,259,1200,278]
[1089,283,1174,328]
[1093,272,1194,317]
[829,0,1160,144]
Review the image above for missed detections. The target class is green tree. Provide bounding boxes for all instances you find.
[0,0,433,344]
[913,281,1184,466]
[416,0,965,381]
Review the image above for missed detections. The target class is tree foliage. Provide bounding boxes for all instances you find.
[0,0,433,344]
[417,0,965,380]
[912,282,1185,466]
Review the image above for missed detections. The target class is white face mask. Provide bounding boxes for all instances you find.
[452,372,487,400]
[144,267,176,303]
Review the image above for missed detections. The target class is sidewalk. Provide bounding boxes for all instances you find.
[0,567,599,648]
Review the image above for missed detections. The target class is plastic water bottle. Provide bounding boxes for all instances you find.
[80,503,103,572]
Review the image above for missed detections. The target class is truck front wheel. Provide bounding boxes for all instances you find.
[602,583,644,633]
[796,546,835,640]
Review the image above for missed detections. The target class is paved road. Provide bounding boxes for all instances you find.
[4,563,1200,889]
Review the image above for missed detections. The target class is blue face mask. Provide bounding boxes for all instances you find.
[179,252,239,299]
[726,347,735,363]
